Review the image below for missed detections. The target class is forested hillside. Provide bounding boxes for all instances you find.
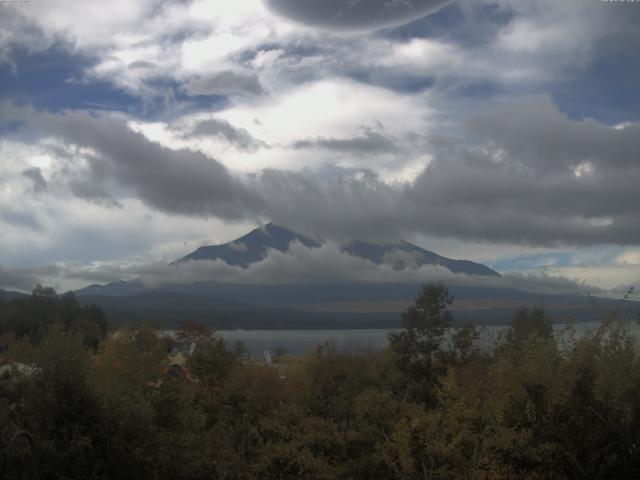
[1,284,639,478]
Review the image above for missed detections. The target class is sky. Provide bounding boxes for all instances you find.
[1,0,640,293]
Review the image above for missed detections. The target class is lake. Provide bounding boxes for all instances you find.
[216,321,639,357]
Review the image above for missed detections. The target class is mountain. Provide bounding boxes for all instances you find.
[342,240,499,276]
[75,279,147,297]
[73,281,639,329]
[71,224,638,329]
[0,289,28,301]
[176,223,320,267]
[177,223,500,277]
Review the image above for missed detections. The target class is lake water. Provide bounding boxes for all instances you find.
[217,329,399,356]
[216,321,640,357]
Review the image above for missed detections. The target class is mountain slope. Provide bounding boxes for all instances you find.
[343,240,499,276]
[0,289,29,301]
[177,223,500,277]
[75,279,148,297]
[176,223,320,267]
[76,282,639,329]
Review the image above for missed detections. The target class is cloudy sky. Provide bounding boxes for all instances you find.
[1,0,639,292]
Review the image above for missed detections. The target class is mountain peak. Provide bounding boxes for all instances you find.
[175,223,500,277]
[176,223,319,268]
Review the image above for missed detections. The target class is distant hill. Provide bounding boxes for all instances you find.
[0,289,28,301]
[72,280,640,330]
[176,222,500,276]
[70,224,639,329]
[75,279,148,297]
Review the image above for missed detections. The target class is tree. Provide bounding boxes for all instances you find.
[506,306,552,347]
[187,335,239,386]
[15,325,105,479]
[0,286,107,348]
[388,283,453,405]
[175,319,212,345]
[450,322,480,364]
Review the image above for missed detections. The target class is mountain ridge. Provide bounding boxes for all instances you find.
[68,224,639,329]
[0,289,29,301]
[177,222,500,277]
[175,223,319,267]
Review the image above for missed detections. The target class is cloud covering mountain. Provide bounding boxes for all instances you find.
[1,0,640,294]
[176,223,500,277]
[4,96,640,247]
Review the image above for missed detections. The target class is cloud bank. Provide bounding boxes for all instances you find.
[0,241,606,297]
[5,95,640,247]
[2,0,639,293]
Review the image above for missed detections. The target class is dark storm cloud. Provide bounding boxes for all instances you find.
[468,96,640,171]
[7,96,640,247]
[183,71,266,97]
[264,0,452,31]
[253,168,412,242]
[0,207,43,232]
[255,95,640,246]
[547,4,640,123]
[186,118,266,152]
[0,264,39,291]
[292,128,400,155]
[404,96,640,246]
[22,167,47,193]
[8,106,261,219]
[68,179,122,208]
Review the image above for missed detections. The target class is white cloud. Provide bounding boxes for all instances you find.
[2,0,639,293]
[615,249,640,266]
[539,265,640,292]
[0,240,604,296]
[127,77,434,176]
[224,78,429,139]
[0,135,257,272]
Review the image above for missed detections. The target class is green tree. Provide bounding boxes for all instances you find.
[13,325,104,479]
[388,283,453,405]
[506,306,552,348]
[187,335,239,386]
[450,322,481,364]
[0,286,107,348]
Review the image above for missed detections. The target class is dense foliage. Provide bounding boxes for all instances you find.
[1,284,639,479]
[0,285,107,348]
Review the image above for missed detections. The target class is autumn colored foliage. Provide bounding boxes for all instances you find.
[1,284,639,479]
